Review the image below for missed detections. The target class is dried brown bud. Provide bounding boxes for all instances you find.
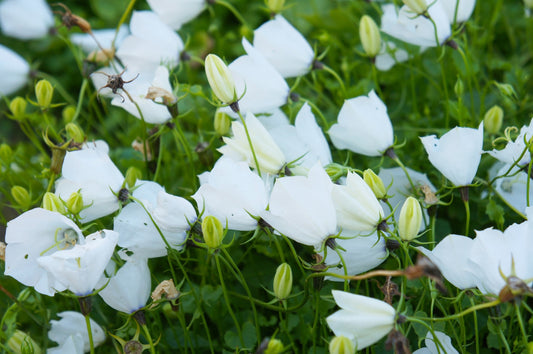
[54,3,92,33]
[132,139,152,161]
[385,330,411,354]
[0,241,6,261]
[151,279,179,302]
[499,276,533,303]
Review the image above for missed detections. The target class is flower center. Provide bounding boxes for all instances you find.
[56,228,79,250]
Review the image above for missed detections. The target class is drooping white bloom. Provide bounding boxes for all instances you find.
[0,0,53,40]
[420,122,484,186]
[441,0,476,23]
[262,163,337,248]
[55,142,125,222]
[413,331,459,354]
[48,312,106,353]
[0,44,30,96]
[115,181,197,258]
[332,172,385,233]
[329,90,394,157]
[326,290,396,350]
[218,112,286,174]
[488,118,533,166]
[147,0,206,30]
[37,230,119,296]
[253,15,314,78]
[47,334,84,354]
[491,164,533,215]
[192,158,268,231]
[71,25,129,54]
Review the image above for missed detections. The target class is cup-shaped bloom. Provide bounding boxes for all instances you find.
[147,0,205,30]
[99,256,151,314]
[413,331,459,354]
[491,164,533,215]
[202,215,224,249]
[0,0,53,40]
[205,54,237,105]
[363,169,386,199]
[326,290,396,350]
[359,15,381,58]
[218,112,286,174]
[329,336,355,354]
[402,0,428,14]
[192,158,268,231]
[47,334,83,354]
[262,163,337,248]
[253,15,314,78]
[0,45,30,96]
[329,90,394,157]
[273,263,293,300]
[48,312,106,353]
[398,197,422,241]
[332,172,385,233]
[488,118,533,166]
[441,0,476,23]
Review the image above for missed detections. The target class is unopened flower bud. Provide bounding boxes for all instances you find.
[42,192,66,214]
[363,169,386,199]
[402,0,428,14]
[398,196,422,241]
[11,186,31,210]
[359,15,381,58]
[214,110,231,135]
[35,80,54,110]
[266,0,285,14]
[0,144,13,163]
[202,215,224,249]
[9,97,27,121]
[125,166,143,188]
[66,123,85,143]
[494,82,518,101]
[483,105,503,134]
[273,263,293,300]
[66,191,84,214]
[264,338,284,354]
[62,105,77,123]
[329,335,355,354]
[205,54,238,108]
[324,163,346,181]
[7,330,42,354]
[454,77,464,97]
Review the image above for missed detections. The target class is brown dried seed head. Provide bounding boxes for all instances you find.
[54,3,92,33]
[151,279,179,301]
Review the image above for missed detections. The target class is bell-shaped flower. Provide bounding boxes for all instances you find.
[381,2,451,47]
[262,163,337,248]
[329,90,394,157]
[99,255,151,314]
[441,0,476,23]
[192,158,269,231]
[413,331,459,354]
[48,334,84,354]
[115,181,196,258]
[147,0,205,30]
[37,230,119,296]
[48,311,106,353]
[420,122,484,187]
[116,11,184,75]
[253,15,314,78]
[4,208,83,296]
[332,172,385,233]
[55,141,125,222]
[218,112,286,174]
[375,41,410,72]
[71,25,129,55]
[491,163,533,215]
[0,44,30,96]
[0,0,53,40]
[488,118,533,167]
[326,290,396,350]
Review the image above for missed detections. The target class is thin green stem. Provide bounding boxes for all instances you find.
[215,0,248,27]
[142,324,157,354]
[237,110,262,177]
[463,199,470,236]
[85,314,95,354]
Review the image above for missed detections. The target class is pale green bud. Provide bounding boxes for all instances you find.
[494,82,518,101]
[264,338,284,354]
[9,97,27,121]
[454,77,464,97]
[402,0,428,14]
[329,335,355,354]
[0,144,13,163]
[205,54,237,106]
[202,215,224,249]
[363,169,386,199]
[42,192,65,214]
[7,330,42,354]
[62,105,77,123]
[11,186,31,210]
[66,192,84,214]
[398,196,422,241]
[35,79,54,109]
[266,0,285,14]
[273,263,293,300]
[483,105,503,134]
[359,15,381,58]
[125,166,143,188]
[65,123,85,143]
[214,110,231,136]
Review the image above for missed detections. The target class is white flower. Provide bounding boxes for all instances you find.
[413,331,459,354]
[326,290,396,350]
[491,164,533,215]
[4,208,82,296]
[47,334,84,354]
[375,41,410,72]
[332,172,385,232]
[115,181,196,258]
[0,0,53,40]
[253,15,314,78]
[0,44,30,96]
[441,0,476,23]
[37,230,119,296]
[218,112,286,174]
[420,122,484,186]
[329,90,394,157]
[488,118,533,166]
[262,163,337,248]
[71,25,129,53]
[48,311,106,353]
[55,142,125,222]
[192,158,269,231]
[99,256,151,314]
[147,0,205,30]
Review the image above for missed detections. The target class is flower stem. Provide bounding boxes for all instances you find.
[237,110,262,177]
[84,314,95,354]
[142,323,157,354]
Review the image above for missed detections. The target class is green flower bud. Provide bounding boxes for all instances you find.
[0,144,13,164]
[35,79,54,110]
[9,97,27,121]
[329,335,355,354]
[66,123,85,143]
[202,215,224,249]
[402,0,428,14]
[454,77,464,97]
[11,186,31,210]
[266,0,285,14]
[125,166,143,188]
[67,191,84,214]
[398,196,422,241]
[42,192,66,214]
[483,105,503,134]
[205,54,237,106]
[363,169,386,199]
[359,15,381,58]
[273,263,293,300]
[7,330,42,354]
[324,163,346,181]
[264,338,284,354]
[214,110,231,136]
[494,82,518,101]
[62,105,77,123]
